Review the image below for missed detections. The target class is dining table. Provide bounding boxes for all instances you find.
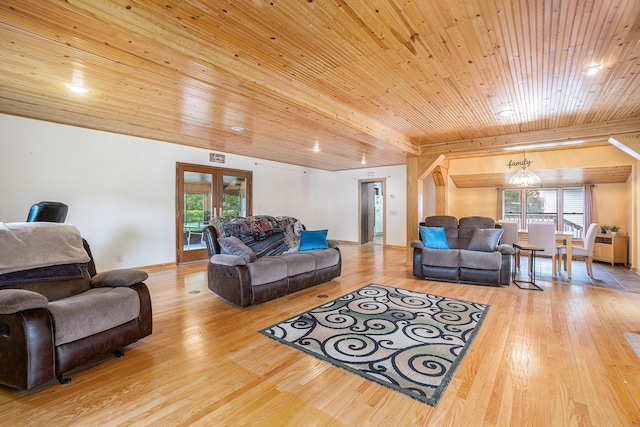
[517,230,573,279]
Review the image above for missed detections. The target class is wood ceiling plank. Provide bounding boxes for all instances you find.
[450,165,633,188]
[1,0,639,170]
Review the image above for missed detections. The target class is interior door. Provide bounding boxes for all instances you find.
[176,163,252,264]
[359,178,386,245]
[360,182,375,243]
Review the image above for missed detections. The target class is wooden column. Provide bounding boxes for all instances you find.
[609,134,640,271]
[406,153,445,264]
[432,164,449,216]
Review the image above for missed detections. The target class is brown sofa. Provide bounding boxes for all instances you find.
[203,215,341,307]
[0,222,152,390]
[410,215,514,286]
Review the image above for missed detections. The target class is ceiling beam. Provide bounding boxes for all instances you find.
[419,118,640,156]
[609,134,640,161]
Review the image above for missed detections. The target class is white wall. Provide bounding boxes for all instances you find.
[0,114,406,270]
[328,167,407,246]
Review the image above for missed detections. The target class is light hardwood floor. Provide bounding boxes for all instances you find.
[2,244,640,426]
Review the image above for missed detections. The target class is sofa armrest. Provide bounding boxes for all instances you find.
[0,289,48,315]
[91,269,149,288]
[497,244,515,255]
[410,240,424,249]
[207,260,252,307]
[327,239,340,248]
[210,254,247,266]
[0,307,54,389]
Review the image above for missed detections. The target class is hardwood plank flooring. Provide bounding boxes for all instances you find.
[1,244,639,426]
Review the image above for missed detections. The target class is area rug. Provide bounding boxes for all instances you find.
[259,283,489,406]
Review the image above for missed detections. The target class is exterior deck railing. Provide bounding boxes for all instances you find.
[503,214,584,238]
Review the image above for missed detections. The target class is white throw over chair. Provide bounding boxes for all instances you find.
[557,223,599,278]
[527,222,558,276]
[497,220,520,267]
[497,220,519,246]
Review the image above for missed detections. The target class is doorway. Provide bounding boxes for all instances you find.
[176,163,252,264]
[359,179,385,245]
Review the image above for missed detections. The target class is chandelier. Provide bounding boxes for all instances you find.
[508,154,542,187]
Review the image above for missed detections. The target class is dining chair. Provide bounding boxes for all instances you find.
[497,220,520,267]
[527,222,558,276]
[557,223,599,278]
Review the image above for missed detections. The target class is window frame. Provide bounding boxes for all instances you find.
[502,186,585,238]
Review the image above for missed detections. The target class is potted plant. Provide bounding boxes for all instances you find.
[600,224,609,234]
[610,225,620,236]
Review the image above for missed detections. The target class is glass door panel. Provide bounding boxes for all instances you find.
[222,174,249,218]
[177,165,214,264]
[183,171,213,252]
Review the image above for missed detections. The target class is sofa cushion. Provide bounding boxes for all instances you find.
[423,216,459,248]
[459,249,502,270]
[419,226,450,249]
[458,216,496,248]
[422,248,460,268]
[276,253,317,276]
[47,287,140,346]
[247,257,288,286]
[299,230,329,251]
[218,236,257,263]
[308,248,340,269]
[0,271,92,302]
[467,229,504,252]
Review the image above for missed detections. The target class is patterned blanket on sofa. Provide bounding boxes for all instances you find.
[209,215,304,258]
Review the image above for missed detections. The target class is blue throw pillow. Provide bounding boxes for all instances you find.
[299,229,329,251]
[419,226,450,249]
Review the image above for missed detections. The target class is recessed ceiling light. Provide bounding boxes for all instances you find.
[583,64,602,75]
[230,126,244,132]
[360,155,367,165]
[64,83,89,94]
[313,141,320,152]
[497,109,516,118]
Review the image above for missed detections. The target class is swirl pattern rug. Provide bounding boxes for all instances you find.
[259,283,489,406]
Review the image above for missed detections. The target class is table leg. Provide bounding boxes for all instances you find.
[512,247,543,291]
[566,236,572,279]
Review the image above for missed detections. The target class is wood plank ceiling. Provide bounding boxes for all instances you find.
[1,1,640,171]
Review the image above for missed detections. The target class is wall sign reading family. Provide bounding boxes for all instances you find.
[210,153,226,163]
[507,158,533,169]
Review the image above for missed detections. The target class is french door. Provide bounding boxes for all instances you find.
[176,163,252,264]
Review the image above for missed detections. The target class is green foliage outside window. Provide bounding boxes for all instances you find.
[526,190,544,213]
[504,191,521,214]
[185,193,205,224]
[223,194,243,217]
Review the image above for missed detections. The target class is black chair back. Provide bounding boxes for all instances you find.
[26,201,68,223]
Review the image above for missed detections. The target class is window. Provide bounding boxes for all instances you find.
[526,189,557,227]
[503,187,584,238]
[561,188,584,238]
